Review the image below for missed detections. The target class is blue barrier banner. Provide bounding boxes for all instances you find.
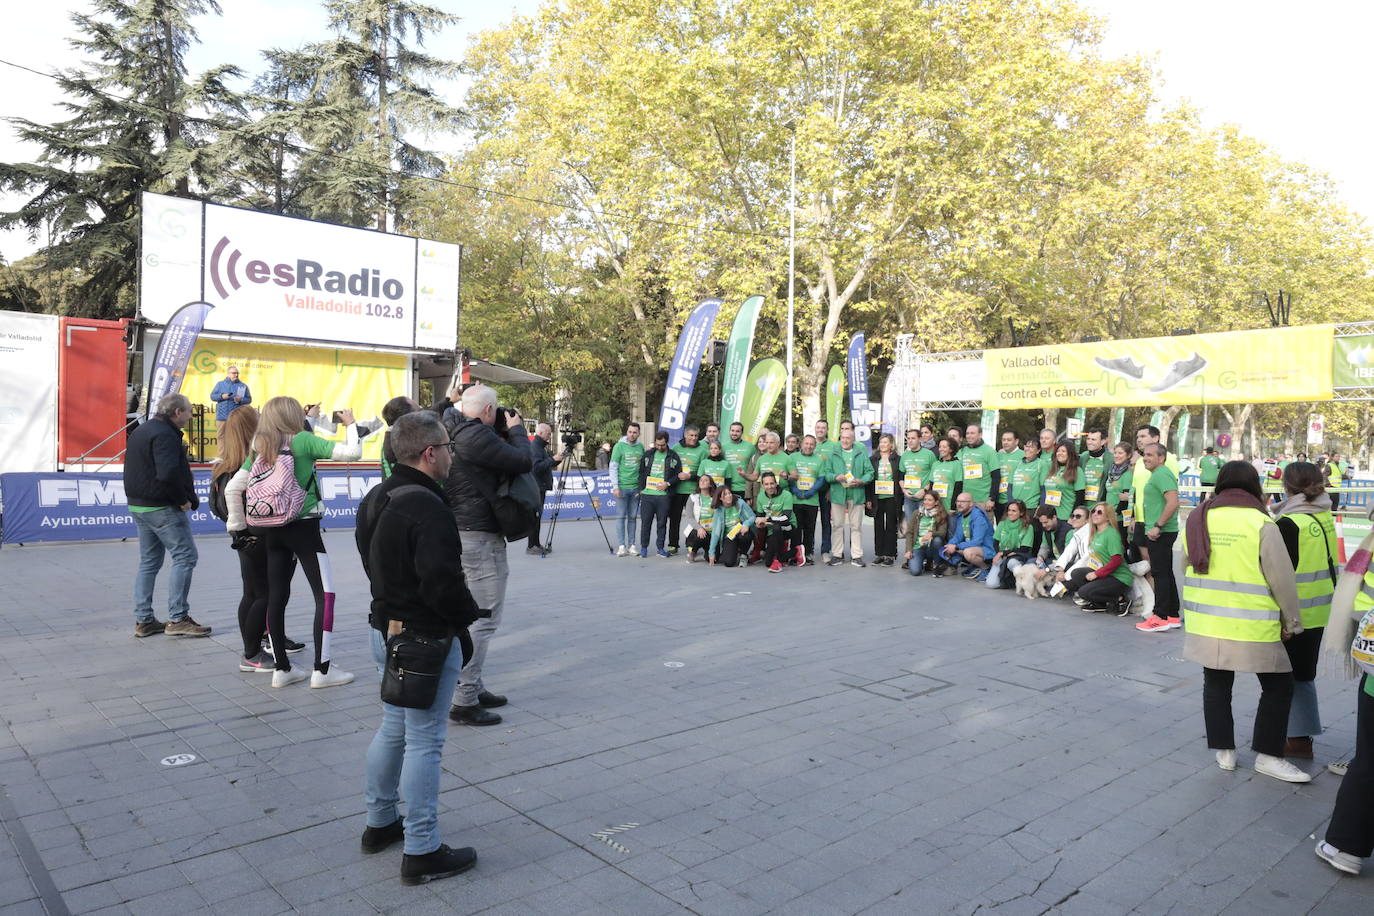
[1,468,615,544]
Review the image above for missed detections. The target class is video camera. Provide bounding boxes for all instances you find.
[560,422,586,450]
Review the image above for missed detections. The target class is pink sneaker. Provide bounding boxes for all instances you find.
[1136,615,1172,633]
[768,559,783,573]
[794,545,805,566]
[1165,616,1182,630]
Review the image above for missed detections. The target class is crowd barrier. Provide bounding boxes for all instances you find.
[0,467,622,545]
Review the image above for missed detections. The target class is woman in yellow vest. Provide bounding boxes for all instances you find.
[1182,461,1309,782]
[1272,462,1338,760]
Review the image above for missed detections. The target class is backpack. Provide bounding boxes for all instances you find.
[244,449,308,527]
[209,472,231,522]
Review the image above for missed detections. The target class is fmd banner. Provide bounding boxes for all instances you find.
[1,469,614,544]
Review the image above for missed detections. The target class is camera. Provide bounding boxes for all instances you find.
[560,421,585,449]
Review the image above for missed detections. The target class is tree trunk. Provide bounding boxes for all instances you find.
[1043,407,1059,436]
[800,375,822,434]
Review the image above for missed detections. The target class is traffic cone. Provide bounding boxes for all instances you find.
[1336,514,1348,564]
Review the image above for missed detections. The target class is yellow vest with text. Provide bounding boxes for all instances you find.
[1276,510,1335,629]
[1181,506,1281,643]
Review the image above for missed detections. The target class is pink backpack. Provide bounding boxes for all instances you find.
[244,449,307,526]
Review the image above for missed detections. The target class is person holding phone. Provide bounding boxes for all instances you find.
[210,365,252,436]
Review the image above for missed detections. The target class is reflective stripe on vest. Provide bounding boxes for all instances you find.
[1182,506,1281,643]
[1356,576,1374,612]
[1277,510,1335,629]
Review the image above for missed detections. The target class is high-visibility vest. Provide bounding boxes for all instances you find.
[1181,506,1281,643]
[1276,510,1336,629]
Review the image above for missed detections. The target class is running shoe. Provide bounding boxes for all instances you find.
[794,545,805,566]
[768,560,783,573]
[656,548,670,558]
[1315,841,1361,876]
[1094,356,1146,381]
[271,668,308,688]
[1164,616,1182,630]
[239,651,276,673]
[1150,353,1208,393]
[1135,615,1172,633]
[615,545,627,557]
[850,558,866,568]
[311,668,355,689]
[826,556,844,567]
[1215,749,1236,771]
[640,547,648,558]
[1254,754,1311,783]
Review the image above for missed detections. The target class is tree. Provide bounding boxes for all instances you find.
[0,0,238,317]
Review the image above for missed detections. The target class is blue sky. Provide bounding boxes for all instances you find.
[2,0,1370,262]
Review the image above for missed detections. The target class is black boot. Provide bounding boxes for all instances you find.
[401,844,477,886]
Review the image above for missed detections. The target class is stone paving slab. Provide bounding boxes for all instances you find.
[0,521,1370,915]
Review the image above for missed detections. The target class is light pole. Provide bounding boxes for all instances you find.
[784,125,797,438]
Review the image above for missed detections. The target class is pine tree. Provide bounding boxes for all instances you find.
[0,0,236,317]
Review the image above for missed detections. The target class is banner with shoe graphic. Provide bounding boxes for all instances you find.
[981,324,1334,408]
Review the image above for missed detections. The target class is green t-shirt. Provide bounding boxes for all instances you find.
[1090,526,1133,586]
[872,454,899,500]
[958,443,997,503]
[1199,454,1223,485]
[1011,458,1046,508]
[696,499,716,532]
[721,439,756,488]
[1132,454,1179,513]
[994,518,1035,552]
[610,440,645,490]
[643,449,670,498]
[929,458,963,511]
[916,513,937,540]
[699,456,732,489]
[899,448,935,498]
[756,489,796,527]
[790,453,826,507]
[1143,465,1179,532]
[673,442,708,494]
[1036,450,1053,480]
[996,449,1021,503]
[1042,470,1080,522]
[1078,450,1107,504]
[754,451,795,486]
[241,430,336,518]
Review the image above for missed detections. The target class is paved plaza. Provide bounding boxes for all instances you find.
[0,520,1370,915]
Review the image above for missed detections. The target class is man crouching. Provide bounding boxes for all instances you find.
[355,412,482,885]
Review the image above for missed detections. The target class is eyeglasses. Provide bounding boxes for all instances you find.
[1091,508,1106,515]
[425,441,453,454]
[1070,513,1086,520]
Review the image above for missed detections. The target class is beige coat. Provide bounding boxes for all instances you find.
[1182,518,1303,673]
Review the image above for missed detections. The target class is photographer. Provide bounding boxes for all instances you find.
[441,385,534,726]
[526,423,567,555]
[356,411,481,886]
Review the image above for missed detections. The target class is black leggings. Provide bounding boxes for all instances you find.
[1068,567,1129,605]
[762,523,794,566]
[794,504,818,559]
[263,517,334,673]
[718,533,752,567]
[871,497,902,558]
[1202,667,1294,757]
[235,527,275,659]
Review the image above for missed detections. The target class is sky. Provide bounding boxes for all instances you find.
[2,0,1371,262]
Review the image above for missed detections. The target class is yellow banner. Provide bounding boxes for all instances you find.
[185,340,410,459]
[982,324,1333,408]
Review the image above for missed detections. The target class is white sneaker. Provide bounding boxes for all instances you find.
[616,545,626,557]
[1254,753,1311,783]
[1215,749,1237,771]
[1315,841,1362,875]
[310,668,355,689]
[1328,759,1350,777]
[271,668,308,688]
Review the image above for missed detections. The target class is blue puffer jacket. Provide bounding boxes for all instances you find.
[949,508,994,554]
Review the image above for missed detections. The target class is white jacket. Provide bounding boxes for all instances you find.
[1052,523,1093,575]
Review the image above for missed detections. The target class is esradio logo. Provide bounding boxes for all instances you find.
[208,236,406,302]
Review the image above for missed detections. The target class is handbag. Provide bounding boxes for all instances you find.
[380,629,453,709]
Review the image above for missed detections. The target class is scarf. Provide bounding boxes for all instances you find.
[1105,461,1130,485]
[1186,486,1270,574]
[1270,491,1332,517]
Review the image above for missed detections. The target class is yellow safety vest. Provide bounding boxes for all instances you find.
[1181,506,1281,643]
[1276,510,1335,629]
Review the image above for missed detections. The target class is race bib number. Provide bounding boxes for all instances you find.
[710,474,726,486]
[964,463,983,479]
[1123,509,1135,527]
[999,478,1010,496]
[903,474,922,491]
[934,481,949,498]
[798,474,815,490]
[875,480,894,496]
[727,523,745,539]
[1045,489,1062,507]
[1085,485,1100,502]
[646,475,665,490]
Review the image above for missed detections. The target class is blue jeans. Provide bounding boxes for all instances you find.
[131,508,198,623]
[907,537,946,573]
[454,531,506,708]
[639,495,670,550]
[615,488,641,546]
[365,628,465,856]
[985,555,1025,589]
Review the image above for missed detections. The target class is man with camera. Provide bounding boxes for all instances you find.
[526,422,567,555]
[356,411,482,885]
[442,385,534,726]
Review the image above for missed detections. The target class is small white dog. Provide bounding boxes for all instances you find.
[1013,564,1052,600]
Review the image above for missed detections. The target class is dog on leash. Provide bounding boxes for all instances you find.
[1013,564,1052,600]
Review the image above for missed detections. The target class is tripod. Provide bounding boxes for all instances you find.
[539,448,615,556]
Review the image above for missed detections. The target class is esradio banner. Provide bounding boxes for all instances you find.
[981,324,1334,409]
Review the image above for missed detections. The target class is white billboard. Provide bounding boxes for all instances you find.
[0,311,59,473]
[916,358,986,404]
[139,192,459,351]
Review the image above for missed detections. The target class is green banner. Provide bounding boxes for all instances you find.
[1110,408,1124,445]
[1149,409,1166,431]
[825,364,845,440]
[740,358,788,442]
[1334,334,1374,389]
[980,409,999,441]
[1174,411,1191,452]
[719,295,763,429]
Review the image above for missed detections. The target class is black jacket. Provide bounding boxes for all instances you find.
[441,411,534,531]
[638,447,683,494]
[530,435,556,490]
[123,417,198,510]
[355,464,481,649]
